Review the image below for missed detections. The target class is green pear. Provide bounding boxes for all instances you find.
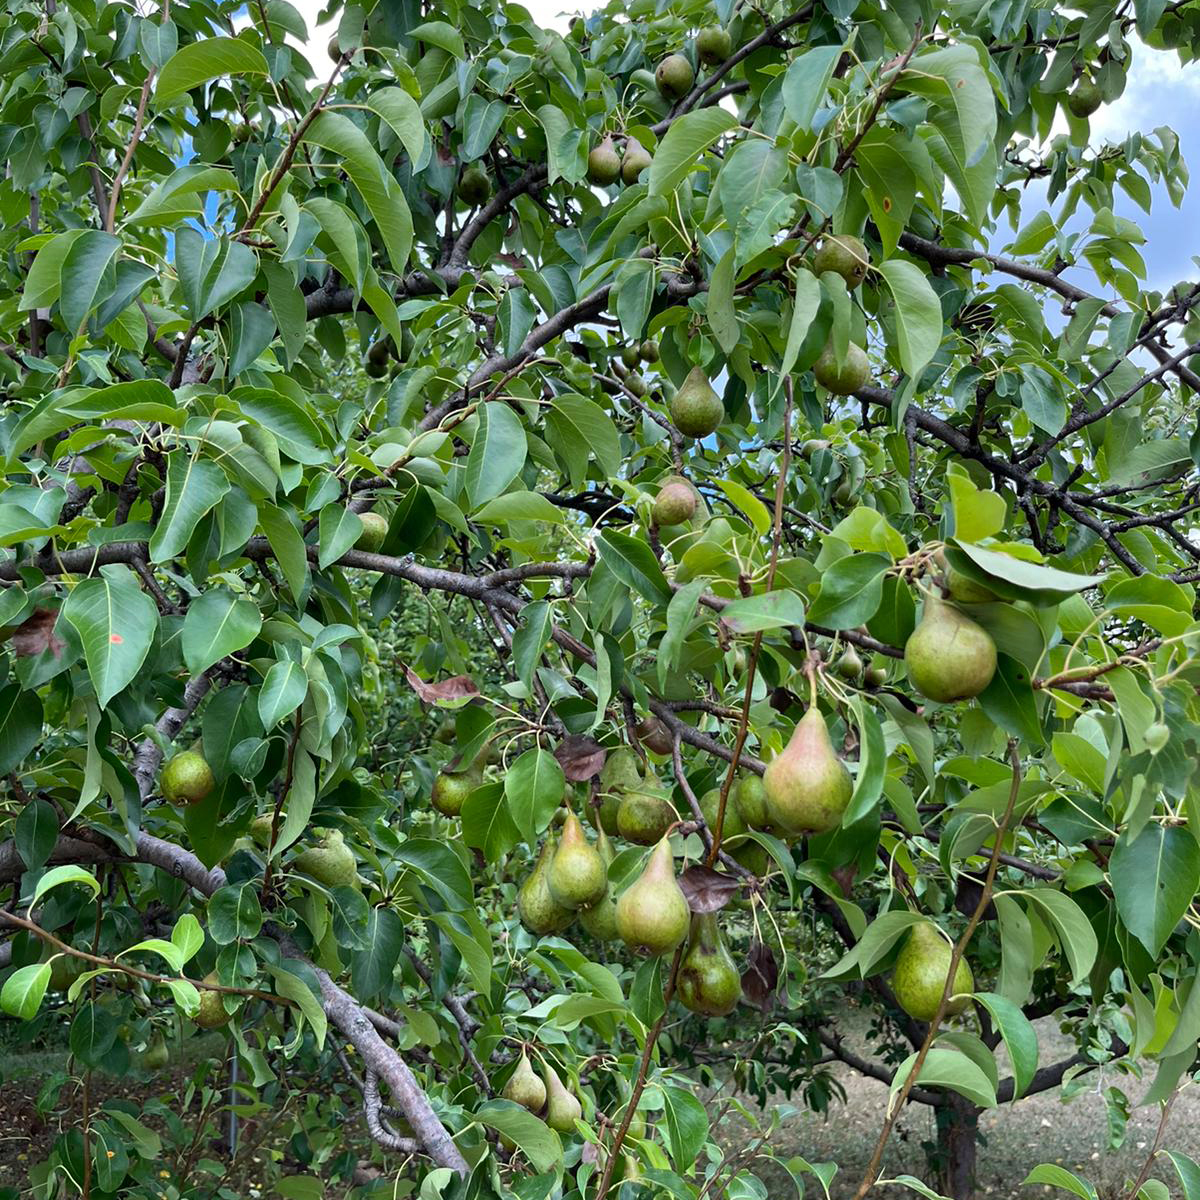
[502,1050,547,1112]
[249,813,275,849]
[1067,79,1102,118]
[548,812,608,909]
[812,234,870,288]
[639,339,659,363]
[587,135,622,185]
[695,26,732,66]
[762,708,852,836]
[518,837,575,935]
[621,137,652,185]
[732,774,770,829]
[578,829,619,941]
[653,477,698,527]
[616,777,677,845]
[601,746,643,792]
[813,341,870,395]
[677,912,741,1017]
[699,786,745,838]
[904,596,997,702]
[143,1031,169,1069]
[835,646,864,679]
[195,972,230,1029]
[946,565,997,604]
[615,837,690,955]
[542,1061,583,1132]
[655,53,695,99]
[292,829,357,887]
[893,922,975,1021]
[621,344,642,369]
[355,511,388,552]
[669,366,723,438]
[161,751,214,806]
[458,165,491,206]
[431,763,483,815]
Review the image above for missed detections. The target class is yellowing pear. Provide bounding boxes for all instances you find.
[615,837,690,955]
[502,1050,547,1112]
[762,707,852,836]
[904,596,997,702]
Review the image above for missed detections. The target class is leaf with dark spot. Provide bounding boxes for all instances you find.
[679,864,740,913]
[554,735,606,782]
[404,665,479,705]
[741,939,778,1012]
[11,609,65,659]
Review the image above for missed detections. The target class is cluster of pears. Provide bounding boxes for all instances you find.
[593,746,678,844]
[161,749,214,806]
[587,134,653,187]
[612,338,659,395]
[501,1050,583,1134]
[832,644,887,689]
[810,235,872,396]
[903,583,997,703]
[892,922,975,1022]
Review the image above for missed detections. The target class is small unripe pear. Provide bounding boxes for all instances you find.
[621,137,652,185]
[615,837,690,955]
[601,746,643,792]
[431,763,483,815]
[835,646,864,679]
[542,1062,583,1132]
[249,814,275,848]
[864,665,888,688]
[621,344,641,369]
[626,372,647,397]
[732,774,770,829]
[578,828,619,941]
[161,751,214,806]
[502,1050,547,1112]
[652,478,697,527]
[195,973,230,1029]
[292,829,357,887]
[945,564,997,604]
[518,836,575,935]
[587,135,622,186]
[458,165,491,206]
[669,366,723,438]
[892,922,974,1022]
[1067,79,1102,118]
[143,1031,170,1069]
[813,341,870,395]
[355,511,388,552]
[656,53,695,99]
[762,708,852,837]
[677,912,741,1016]
[639,339,659,363]
[699,787,745,838]
[695,27,732,66]
[548,812,608,909]
[812,234,870,289]
[904,596,997,702]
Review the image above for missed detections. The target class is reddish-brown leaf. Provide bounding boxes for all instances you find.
[11,609,66,659]
[403,665,479,705]
[554,735,607,782]
[741,939,779,1012]
[679,864,740,913]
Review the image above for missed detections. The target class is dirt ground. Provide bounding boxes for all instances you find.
[716,1017,1200,1200]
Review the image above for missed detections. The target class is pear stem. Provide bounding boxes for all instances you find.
[850,738,1022,1200]
[702,383,794,869]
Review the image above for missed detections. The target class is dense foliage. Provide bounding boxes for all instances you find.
[3,0,1200,1197]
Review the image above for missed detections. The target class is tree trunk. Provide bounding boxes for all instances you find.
[936,1094,979,1200]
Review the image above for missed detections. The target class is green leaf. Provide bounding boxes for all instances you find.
[1165,1152,1200,1200]
[1110,824,1200,956]
[150,451,230,563]
[367,88,429,167]
[126,165,240,226]
[595,530,672,605]
[61,565,159,706]
[780,267,823,378]
[32,864,101,910]
[707,246,739,353]
[268,965,327,1050]
[781,44,843,130]
[504,748,565,845]
[318,504,364,570]
[1021,889,1098,986]
[648,109,737,196]
[823,910,924,980]
[973,992,1039,1099]
[879,259,943,379]
[19,230,87,311]
[171,914,204,964]
[258,660,308,729]
[351,906,406,1001]
[182,587,261,675]
[258,503,309,599]
[58,231,121,333]
[844,696,885,825]
[409,20,465,58]
[473,491,565,525]
[660,1084,710,1170]
[208,882,264,944]
[174,226,258,320]
[720,589,806,633]
[0,683,43,776]
[1,963,51,1019]
[658,580,706,690]
[156,36,269,103]
[978,654,1043,746]
[475,1102,561,1173]
[302,111,413,277]
[1022,1165,1097,1200]
[465,402,527,509]
[891,1046,997,1108]
[461,782,522,863]
[15,798,57,872]
[951,542,1106,597]
[807,553,890,629]
[119,938,184,972]
[544,395,621,489]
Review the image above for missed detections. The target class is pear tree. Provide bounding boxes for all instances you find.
[3,1,1200,1198]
